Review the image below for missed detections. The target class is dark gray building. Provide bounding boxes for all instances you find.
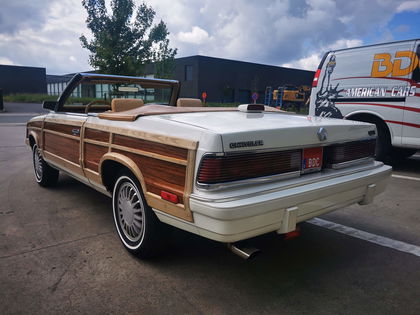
[0,65,47,95]
[175,56,315,103]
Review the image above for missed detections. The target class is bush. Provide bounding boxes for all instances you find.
[4,94,58,103]
[4,93,101,105]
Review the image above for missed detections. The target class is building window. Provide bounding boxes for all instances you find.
[185,65,193,81]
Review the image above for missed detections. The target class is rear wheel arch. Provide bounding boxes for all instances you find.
[346,112,392,138]
[99,153,147,194]
[346,112,392,161]
[101,154,168,258]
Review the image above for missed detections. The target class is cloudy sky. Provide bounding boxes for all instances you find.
[1,0,419,74]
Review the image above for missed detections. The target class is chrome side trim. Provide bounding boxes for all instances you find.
[326,157,375,170]
[197,171,301,191]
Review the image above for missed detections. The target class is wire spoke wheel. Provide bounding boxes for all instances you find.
[112,173,168,258]
[116,181,145,242]
[31,143,58,186]
[33,145,43,181]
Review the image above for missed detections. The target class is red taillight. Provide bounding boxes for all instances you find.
[323,139,376,166]
[160,191,179,204]
[312,69,321,88]
[197,150,301,184]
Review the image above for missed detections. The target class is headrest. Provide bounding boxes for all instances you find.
[111,98,144,112]
[176,98,203,107]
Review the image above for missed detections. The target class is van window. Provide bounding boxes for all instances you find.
[412,44,420,83]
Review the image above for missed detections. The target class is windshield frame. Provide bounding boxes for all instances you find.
[54,73,179,112]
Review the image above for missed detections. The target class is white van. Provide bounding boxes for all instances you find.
[309,39,420,161]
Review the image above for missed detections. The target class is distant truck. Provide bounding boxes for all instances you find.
[309,39,420,161]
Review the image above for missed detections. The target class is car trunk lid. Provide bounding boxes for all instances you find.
[161,111,376,152]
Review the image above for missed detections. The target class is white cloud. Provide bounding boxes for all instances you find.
[0,0,417,74]
[152,0,407,68]
[397,1,420,12]
[0,0,90,74]
[0,57,16,65]
[282,54,321,71]
[328,39,363,50]
[177,26,210,44]
[282,38,364,70]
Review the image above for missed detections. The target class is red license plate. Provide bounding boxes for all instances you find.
[302,147,323,173]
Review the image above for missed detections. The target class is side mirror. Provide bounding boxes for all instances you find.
[43,100,57,111]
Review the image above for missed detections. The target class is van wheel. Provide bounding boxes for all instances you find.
[374,123,392,162]
[354,118,391,162]
[32,144,59,187]
[112,172,167,258]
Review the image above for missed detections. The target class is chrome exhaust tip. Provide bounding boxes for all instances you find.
[227,243,260,260]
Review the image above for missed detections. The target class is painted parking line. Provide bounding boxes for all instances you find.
[391,174,420,182]
[307,218,420,257]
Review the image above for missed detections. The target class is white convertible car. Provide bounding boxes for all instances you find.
[26,73,391,258]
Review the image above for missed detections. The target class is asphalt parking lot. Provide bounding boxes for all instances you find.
[1,103,419,314]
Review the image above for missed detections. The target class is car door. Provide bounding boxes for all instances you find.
[42,111,87,181]
[402,41,420,147]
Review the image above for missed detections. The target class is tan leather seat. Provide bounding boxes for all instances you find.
[111,98,144,112]
[176,98,203,107]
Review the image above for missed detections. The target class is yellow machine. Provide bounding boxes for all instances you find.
[281,85,308,104]
[265,85,311,110]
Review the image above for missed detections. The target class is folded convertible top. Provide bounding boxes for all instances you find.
[98,104,281,121]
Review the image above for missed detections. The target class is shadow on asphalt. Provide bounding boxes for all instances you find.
[389,153,420,175]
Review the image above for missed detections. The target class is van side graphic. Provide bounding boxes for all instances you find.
[310,39,420,161]
[314,55,344,119]
[371,51,419,77]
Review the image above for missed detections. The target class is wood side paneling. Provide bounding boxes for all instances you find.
[44,133,80,164]
[113,134,188,160]
[146,193,192,222]
[44,122,80,137]
[28,121,43,128]
[85,143,108,172]
[43,151,84,178]
[85,122,197,150]
[183,149,197,213]
[113,149,186,204]
[85,128,110,143]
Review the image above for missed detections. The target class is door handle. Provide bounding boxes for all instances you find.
[72,128,80,136]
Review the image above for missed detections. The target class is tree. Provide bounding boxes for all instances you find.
[80,0,177,77]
